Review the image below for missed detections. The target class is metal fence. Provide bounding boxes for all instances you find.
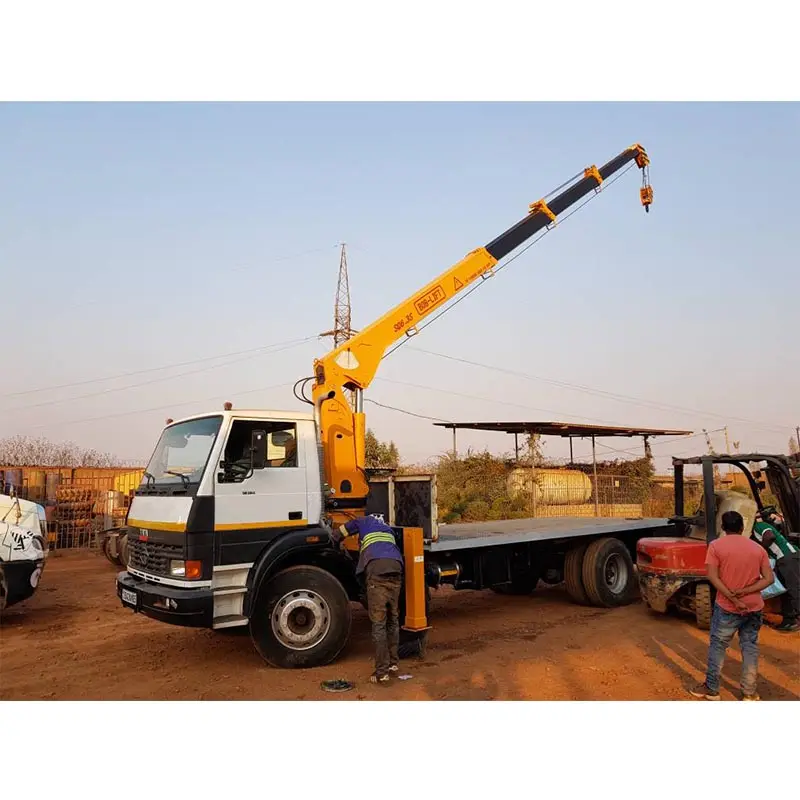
[505,470,655,520]
[434,458,700,524]
[1,468,143,550]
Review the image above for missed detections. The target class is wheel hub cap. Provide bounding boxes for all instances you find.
[271,590,330,651]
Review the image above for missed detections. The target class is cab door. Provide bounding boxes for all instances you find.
[214,419,309,561]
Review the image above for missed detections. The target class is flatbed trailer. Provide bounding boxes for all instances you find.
[421,516,674,608]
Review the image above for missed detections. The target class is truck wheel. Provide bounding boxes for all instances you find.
[103,534,120,566]
[564,544,590,605]
[694,583,713,630]
[581,537,635,608]
[118,533,130,568]
[250,565,352,669]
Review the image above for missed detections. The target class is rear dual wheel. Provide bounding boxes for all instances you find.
[565,537,636,608]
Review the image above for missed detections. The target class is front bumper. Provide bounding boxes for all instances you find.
[638,568,700,613]
[117,571,213,628]
[2,559,45,609]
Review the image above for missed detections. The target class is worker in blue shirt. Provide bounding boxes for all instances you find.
[333,514,404,684]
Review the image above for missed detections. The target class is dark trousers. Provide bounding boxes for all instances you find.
[365,571,402,676]
[776,552,800,623]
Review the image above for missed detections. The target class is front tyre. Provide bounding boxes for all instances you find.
[250,565,352,669]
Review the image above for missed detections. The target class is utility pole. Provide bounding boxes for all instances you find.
[796,426,800,453]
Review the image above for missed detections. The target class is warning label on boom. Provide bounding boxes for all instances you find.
[453,277,464,291]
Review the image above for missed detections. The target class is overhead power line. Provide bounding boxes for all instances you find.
[374,376,630,427]
[26,381,297,431]
[403,347,791,435]
[1,335,319,401]
[4,337,318,414]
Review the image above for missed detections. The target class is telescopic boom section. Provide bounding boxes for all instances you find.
[312,143,652,514]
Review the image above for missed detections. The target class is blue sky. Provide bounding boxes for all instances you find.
[1,102,797,470]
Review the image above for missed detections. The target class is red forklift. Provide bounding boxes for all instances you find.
[637,453,800,629]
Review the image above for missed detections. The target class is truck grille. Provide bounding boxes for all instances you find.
[129,539,183,576]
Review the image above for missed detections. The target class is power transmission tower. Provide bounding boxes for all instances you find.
[320,243,354,348]
[320,243,357,407]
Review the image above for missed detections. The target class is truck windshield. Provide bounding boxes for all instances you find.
[141,416,223,488]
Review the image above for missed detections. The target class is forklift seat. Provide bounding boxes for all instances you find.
[687,490,758,542]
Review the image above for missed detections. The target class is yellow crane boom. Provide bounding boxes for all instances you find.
[311,143,652,518]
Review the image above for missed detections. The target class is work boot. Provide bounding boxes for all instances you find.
[775,620,799,633]
[741,692,761,701]
[688,682,720,701]
[369,672,390,685]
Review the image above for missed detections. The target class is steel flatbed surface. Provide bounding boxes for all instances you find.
[427,517,672,552]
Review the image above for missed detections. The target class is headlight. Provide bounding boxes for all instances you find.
[169,559,202,579]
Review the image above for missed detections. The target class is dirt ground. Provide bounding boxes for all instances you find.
[1,551,798,701]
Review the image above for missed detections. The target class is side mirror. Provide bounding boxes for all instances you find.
[251,430,267,470]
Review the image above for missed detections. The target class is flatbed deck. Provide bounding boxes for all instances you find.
[427,516,672,552]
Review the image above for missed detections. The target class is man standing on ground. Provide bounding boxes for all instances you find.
[752,509,800,633]
[333,514,404,684]
[690,510,774,701]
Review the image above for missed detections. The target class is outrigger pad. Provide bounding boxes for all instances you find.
[320,679,355,693]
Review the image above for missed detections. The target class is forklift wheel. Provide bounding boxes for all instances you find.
[694,583,713,630]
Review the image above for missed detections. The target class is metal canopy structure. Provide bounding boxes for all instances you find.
[433,421,692,439]
[433,421,692,460]
[433,421,693,516]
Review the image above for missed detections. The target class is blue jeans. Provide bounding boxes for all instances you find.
[705,604,762,695]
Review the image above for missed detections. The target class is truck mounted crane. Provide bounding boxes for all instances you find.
[117,144,663,669]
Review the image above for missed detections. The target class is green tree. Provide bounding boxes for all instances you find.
[364,429,400,470]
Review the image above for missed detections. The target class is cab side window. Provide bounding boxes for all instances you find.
[219,421,299,482]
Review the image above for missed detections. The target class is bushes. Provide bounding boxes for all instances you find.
[435,450,528,523]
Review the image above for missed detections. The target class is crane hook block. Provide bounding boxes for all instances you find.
[528,199,557,225]
[630,143,650,169]
[584,165,603,187]
[640,184,654,210]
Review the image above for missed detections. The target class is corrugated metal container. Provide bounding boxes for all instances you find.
[2,469,23,494]
[46,472,62,502]
[114,470,144,496]
[26,469,47,503]
[507,468,593,505]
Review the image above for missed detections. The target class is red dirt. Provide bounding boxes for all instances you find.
[1,551,798,701]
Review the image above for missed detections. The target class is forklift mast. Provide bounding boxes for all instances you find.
[673,453,800,542]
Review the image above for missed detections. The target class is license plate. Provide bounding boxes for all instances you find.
[121,588,137,606]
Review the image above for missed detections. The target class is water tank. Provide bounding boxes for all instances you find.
[507,468,593,505]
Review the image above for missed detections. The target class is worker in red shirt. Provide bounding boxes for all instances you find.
[690,510,774,701]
